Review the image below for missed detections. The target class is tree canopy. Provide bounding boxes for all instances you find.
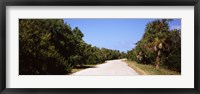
[127,19,181,72]
[19,19,125,75]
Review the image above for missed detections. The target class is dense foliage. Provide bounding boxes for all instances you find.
[19,19,125,75]
[127,19,181,72]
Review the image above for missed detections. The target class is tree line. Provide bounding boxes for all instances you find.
[126,19,181,72]
[19,19,125,75]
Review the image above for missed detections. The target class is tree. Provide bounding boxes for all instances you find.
[128,19,181,72]
[19,19,82,74]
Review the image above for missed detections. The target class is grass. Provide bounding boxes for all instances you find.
[70,65,97,74]
[69,60,109,74]
[70,61,110,74]
[68,60,109,75]
[124,60,181,75]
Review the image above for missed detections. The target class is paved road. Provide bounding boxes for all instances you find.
[71,59,139,76]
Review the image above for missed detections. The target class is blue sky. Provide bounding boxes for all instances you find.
[64,19,181,52]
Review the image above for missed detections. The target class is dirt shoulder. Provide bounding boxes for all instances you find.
[124,60,180,75]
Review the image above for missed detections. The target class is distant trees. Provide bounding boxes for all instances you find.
[19,19,125,75]
[127,19,181,72]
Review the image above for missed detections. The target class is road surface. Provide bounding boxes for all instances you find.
[71,59,139,76]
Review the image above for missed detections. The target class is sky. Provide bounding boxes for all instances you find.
[64,19,181,52]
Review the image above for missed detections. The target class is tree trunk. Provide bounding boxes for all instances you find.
[156,56,160,69]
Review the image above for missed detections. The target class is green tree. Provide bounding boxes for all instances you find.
[128,19,181,72]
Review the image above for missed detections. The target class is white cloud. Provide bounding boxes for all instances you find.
[170,25,181,30]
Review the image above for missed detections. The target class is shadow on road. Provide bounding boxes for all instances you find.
[74,65,96,69]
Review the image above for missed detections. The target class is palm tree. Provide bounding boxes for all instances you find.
[135,19,172,69]
[147,19,171,69]
[152,19,171,69]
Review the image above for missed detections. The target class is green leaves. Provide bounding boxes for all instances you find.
[19,19,75,75]
[19,19,126,75]
[127,19,181,72]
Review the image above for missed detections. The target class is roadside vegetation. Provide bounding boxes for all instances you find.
[126,19,181,73]
[19,19,181,75]
[124,60,180,75]
[19,19,125,75]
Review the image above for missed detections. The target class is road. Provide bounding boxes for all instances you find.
[71,59,139,76]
